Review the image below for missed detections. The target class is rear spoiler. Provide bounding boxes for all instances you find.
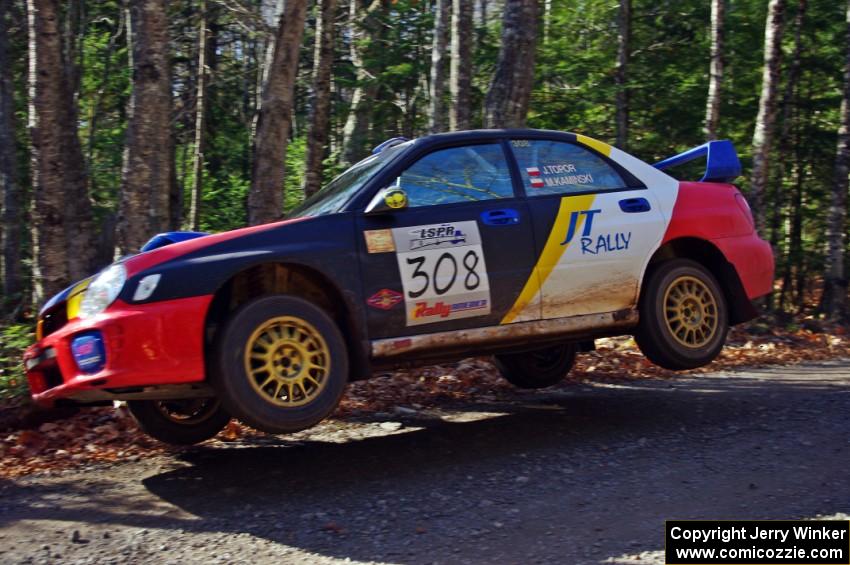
[653,139,741,183]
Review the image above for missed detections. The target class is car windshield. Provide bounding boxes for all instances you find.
[289,142,410,218]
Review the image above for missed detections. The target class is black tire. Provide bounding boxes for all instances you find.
[635,258,729,370]
[494,344,577,389]
[211,295,349,434]
[127,398,230,445]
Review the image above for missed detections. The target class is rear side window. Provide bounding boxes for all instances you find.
[510,139,627,196]
[394,143,514,207]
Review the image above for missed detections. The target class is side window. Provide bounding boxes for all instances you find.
[394,144,514,207]
[510,139,627,196]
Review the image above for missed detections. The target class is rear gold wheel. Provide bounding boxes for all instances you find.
[635,259,728,370]
[663,275,719,349]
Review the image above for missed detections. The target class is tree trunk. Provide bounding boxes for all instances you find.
[189,0,211,230]
[769,0,806,312]
[27,0,94,301]
[428,0,450,133]
[483,0,538,128]
[615,0,630,149]
[822,0,850,320]
[248,0,308,225]
[477,0,487,49]
[118,0,173,254]
[449,0,472,130]
[749,0,786,235]
[0,0,21,300]
[341,0,382,166]
[303,0,337,198]
[704,0,724,140]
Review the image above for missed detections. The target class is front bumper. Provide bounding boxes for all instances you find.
[24,295,213,406]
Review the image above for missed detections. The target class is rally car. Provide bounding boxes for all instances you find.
[23,129,774,445]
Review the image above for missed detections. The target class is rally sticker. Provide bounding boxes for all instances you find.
[392,221,491,326]
[364,229,395,253]
[367,288,404,310]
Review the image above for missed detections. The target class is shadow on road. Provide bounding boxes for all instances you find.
[3,361,849,564]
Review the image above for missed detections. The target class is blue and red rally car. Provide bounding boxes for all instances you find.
[24,129,774,444]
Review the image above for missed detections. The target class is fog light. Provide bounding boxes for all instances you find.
[71,332,106,374]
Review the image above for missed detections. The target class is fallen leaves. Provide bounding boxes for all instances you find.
[0,322,848,479]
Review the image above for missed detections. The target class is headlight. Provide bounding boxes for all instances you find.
[79,263,127,319]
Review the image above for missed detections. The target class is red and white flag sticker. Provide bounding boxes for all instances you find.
[526,167,544,188]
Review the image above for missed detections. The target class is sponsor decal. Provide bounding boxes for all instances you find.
[526,167,544,189]
[391,338,412,350]
[411,299,489,320]
[392,221,491,326]
[384,188,408,209]
[407,223,467,251]
[364,229,396,254]
[367,288,404,310]
[559,208,632,255]
[581,232,631,254]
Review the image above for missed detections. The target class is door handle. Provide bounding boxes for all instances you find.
[481,209,520,226]
[619,197,651,213]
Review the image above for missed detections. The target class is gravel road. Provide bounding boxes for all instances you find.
[1,359,849,564]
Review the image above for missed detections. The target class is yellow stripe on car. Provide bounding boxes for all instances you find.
[576,134,612,157]
[501,193,597,324]
[66,279,92,320]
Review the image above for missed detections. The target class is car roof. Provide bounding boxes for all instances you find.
[405,128,580,149]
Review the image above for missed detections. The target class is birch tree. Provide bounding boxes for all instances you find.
[118,0,174,254]
[342,0,383,165]
[248,0,308,225]
[188,1,213,231]
[483,0,538,128]
[428,0,450,133]
[704,0,725,140]
[749,0,786,234]
[615,0,630,149]
[449,0,472,130]
[303,0,337,197]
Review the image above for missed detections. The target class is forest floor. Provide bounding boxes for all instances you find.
[1,357,848,564]
[0,319,849,478]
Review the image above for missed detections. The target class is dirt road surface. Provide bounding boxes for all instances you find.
[1,359,849,564]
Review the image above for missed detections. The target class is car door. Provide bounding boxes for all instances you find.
[356,141,540,340]
[505,137,667,321]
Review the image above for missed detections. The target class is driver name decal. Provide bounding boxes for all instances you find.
[393,221,491,326]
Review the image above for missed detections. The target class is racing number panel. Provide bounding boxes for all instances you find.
[356,142,540,339]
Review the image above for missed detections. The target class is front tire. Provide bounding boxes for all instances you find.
[127,398,230,445]
[494,344,577,389]
[635,259,729,370]
[211,295,349,434]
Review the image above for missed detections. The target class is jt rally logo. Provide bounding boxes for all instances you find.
[560,208,632,255]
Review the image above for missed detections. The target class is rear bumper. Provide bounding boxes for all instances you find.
[713,233,775,300]
[24,295,212,407]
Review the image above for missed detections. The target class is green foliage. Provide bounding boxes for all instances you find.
[0,324,32,400]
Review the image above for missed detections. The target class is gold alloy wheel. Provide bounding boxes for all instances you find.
[663,275,719,348]
[243,316,331,407]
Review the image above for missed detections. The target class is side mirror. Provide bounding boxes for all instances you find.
[365,186,409,215]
